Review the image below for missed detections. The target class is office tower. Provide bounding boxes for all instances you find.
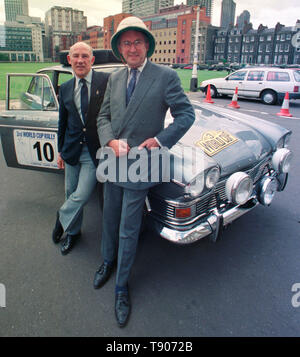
[122,0,174,17]
[237,10,250,29]
[220,0,236,29]
[186,0,213,18]
[4,0,29,22]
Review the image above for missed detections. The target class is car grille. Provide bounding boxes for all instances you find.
[150,159,271,220]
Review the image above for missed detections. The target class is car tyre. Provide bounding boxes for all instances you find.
[261,90,277,105]
[206,85,218,98]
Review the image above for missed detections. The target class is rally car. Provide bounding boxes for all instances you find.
[0,50,293,244]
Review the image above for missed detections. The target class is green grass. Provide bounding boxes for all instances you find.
[175,68,228,92]
[0,62,229,100]
[0,62,58,100]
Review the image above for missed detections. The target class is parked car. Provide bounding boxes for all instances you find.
[199,66,300,104]
[0,51,293,244]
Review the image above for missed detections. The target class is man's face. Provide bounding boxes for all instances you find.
[67,44,95,78]
[118,30,149,68]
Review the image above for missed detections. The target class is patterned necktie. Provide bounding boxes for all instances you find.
[126,69,138,106]
[80,78,88,122]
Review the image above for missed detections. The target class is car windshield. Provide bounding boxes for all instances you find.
[227,71,247,81]
[293,70,300,82]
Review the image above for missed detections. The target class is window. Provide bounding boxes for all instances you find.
[247,71,264,81]
[228,71,247,81]
[293,70,300,82]
[266,71,290,81]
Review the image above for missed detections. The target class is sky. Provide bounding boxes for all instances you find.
[0,0,299,29]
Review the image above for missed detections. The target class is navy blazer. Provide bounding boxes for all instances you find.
[58,70,109,166]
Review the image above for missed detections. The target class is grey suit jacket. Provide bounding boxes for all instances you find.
[96,60,195,188]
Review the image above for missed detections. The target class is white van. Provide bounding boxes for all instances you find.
[199,67,300,104]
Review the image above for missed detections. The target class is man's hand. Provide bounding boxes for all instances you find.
[138,138,160,150]
[57,153,65,169]
[108,139,130,157]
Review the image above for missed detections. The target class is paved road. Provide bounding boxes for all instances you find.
[0,95,300,338]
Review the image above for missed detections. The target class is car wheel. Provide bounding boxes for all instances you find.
[206,85,218,98]
[261,90,277,105]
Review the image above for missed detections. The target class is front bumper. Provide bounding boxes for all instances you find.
[151,198,259,244]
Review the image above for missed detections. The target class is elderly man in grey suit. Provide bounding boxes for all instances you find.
[94,16,195,327]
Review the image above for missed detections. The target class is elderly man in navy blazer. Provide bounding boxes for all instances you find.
[94,17,195,327]
[52,42,109,255]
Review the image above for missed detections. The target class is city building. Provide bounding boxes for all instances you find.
[186,0,214,17]
[220,0,236,29]
[176,7,212,64]
[122,0,174,18]
[236,10,250,29]
[0,22,43,61]
[45,6,87,60]
[149,19,178,64]
[104,5,212,65]
[213,20,300,65]
[103,13,132,50]
[4,0,28,22]
[78,26,104,49]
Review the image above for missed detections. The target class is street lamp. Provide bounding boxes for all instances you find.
[190,6,200,92]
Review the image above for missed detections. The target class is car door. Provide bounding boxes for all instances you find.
[0,73,61,173]
[222,70,247,95]
[243,70,265,98]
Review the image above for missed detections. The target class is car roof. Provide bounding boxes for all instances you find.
[37,63,124,74]
[241,66,297,72]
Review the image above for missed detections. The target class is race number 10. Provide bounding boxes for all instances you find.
[33,141,55,162]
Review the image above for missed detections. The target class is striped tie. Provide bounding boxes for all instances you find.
[126,69,138,106]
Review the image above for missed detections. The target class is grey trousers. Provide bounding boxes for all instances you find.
[101,181,148,288]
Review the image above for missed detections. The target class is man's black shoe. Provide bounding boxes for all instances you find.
[61,233,80,255]
[93,262,113,289]
[115,290,130,327]
[52,212,64,244]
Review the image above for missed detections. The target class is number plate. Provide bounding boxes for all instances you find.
[13,129,59,169]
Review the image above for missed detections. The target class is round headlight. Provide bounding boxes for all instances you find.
[206,167,220,189]
[185,175,204,197]
[272,148,293,173]
[258,177,278,206]
[225,172,253,205]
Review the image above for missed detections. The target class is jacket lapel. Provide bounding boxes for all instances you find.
[117,61,156,137]
[86,71,97,124]
[67,77,82,124]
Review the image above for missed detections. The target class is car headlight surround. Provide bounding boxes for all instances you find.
[258,176,278,206]
[205,167,220,189]
[283,133,291,148]
[225,172,253,205]
[272,148,293,173]
[185,174,204,197]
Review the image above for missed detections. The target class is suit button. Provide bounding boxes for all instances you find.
[80,142,83,145]
[83,128,86,132]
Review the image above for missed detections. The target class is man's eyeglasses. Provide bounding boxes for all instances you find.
[120,40,145,49]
